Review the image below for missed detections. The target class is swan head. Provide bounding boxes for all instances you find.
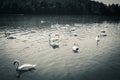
[13,60,20,69]
[13,60,20,64]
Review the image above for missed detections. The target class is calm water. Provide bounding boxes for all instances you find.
[0,15,120,80]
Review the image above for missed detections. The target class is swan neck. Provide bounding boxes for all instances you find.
[14,62,19,69]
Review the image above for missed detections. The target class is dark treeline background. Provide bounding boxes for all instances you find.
[0,0,120,16]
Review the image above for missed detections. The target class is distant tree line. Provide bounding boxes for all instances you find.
[0,0,120,16]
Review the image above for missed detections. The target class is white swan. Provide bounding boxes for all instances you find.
[49,33,59,42]
[100,30,107,37]
[72,44,79,52]
[5,31,14,37]
[70,27,76,31]
[96,35,100,46]
[41,20,44,23]
[13,60,36,71]
[96,35,100,42]
[49,33,59,49]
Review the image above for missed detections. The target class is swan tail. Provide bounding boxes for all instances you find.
[33,64,37,67]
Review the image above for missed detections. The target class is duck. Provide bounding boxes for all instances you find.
[5,31,14,37]
[96,35,100,42]
[50,42,59,49]
[65,24,70,27]
[73,33,78,37]
[72,43,79,52]
[7,36,16,39]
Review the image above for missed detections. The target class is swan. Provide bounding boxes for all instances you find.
[13,60,36,71]
[49,33,59,42]
[72,44,79,52]
[65,24,70,27]
[41,20,44,23]
[55,33,59,37]
[49,33,59,49]
[5,31,14,37]
[96,35,100,42]
[100,30,107,37]
[73,33,78,36]
[50,42,59,49]
[100,29,107,37]
[96,35,100,46]
[70,27,76,31]
[7,36,16,39]
[13,60,36,78]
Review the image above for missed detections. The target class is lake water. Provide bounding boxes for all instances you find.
[0,15,120,80]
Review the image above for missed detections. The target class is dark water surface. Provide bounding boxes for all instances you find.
[0,15,120,80]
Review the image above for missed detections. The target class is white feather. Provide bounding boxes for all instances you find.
[18,64,36,70]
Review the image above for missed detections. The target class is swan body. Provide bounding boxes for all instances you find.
[100,32,107,37]
[96,35,100,46]
[13,60,36,71]
[5,31,14,37]
[49,33,59,49]
[96,35,100,42]
[7,36,16,39]
[50,38,59,42]
[55,33,59,37]
[72,44,79,52]
[73,33,78,36]
[70,27,76,31]
[100,30,107,37]
[50,43,59,48]
[18,64,36,70]
[30,30,36,33]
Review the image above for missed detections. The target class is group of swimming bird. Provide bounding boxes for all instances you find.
[2,24,108,78]
[49,27,79,52]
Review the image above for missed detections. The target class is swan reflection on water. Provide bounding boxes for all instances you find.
[13,60,36,78]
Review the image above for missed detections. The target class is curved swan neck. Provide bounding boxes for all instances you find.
[13,61,20,69]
